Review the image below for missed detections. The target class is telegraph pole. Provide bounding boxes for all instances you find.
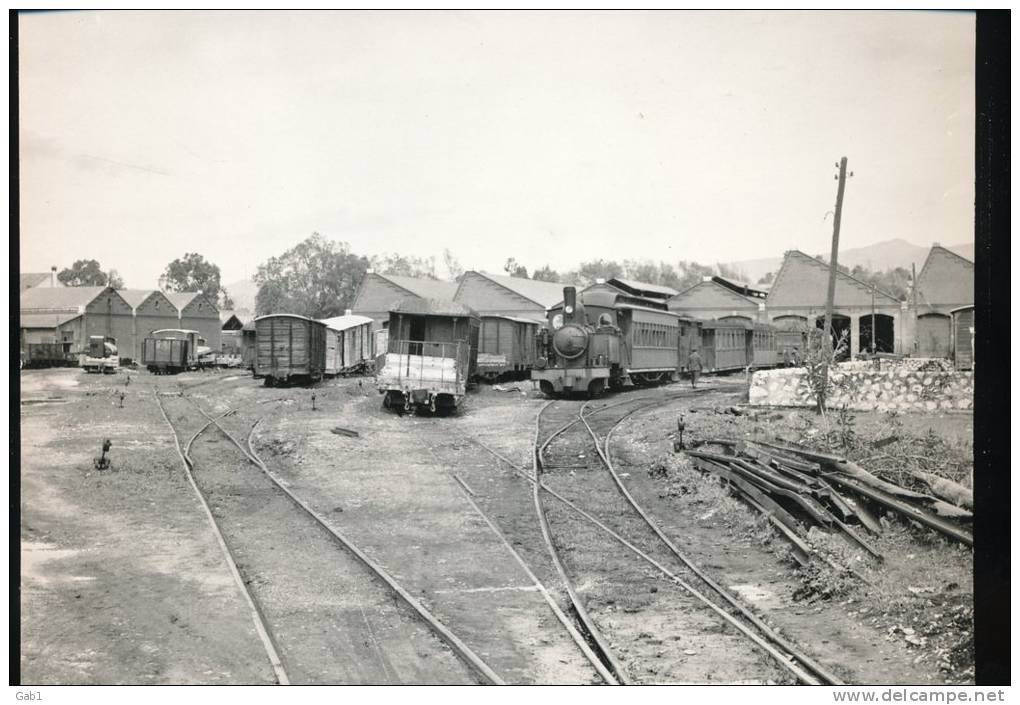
[823,157,849,348]
[818,157,849,413]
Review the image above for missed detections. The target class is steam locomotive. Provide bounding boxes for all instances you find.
[531,286,696,398]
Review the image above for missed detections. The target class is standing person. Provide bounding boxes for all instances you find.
[688,348,703,388]
[791,346,800,367]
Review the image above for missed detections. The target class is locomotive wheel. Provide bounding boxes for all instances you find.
[538,380,556,398]
[587,379,606,399]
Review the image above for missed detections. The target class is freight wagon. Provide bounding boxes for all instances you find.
[81,336,119,374]
[376,299,479,413]
[476,315,538,382]
[951,305,974,370]
[23,342,74,368]
[143,329,201,374]
[255,314,327,386]
[319,313,375,376]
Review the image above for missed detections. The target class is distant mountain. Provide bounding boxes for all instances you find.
[728,239,974,284]
[222,278,259,312]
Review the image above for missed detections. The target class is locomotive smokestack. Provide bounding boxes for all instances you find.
[563,286,577,322]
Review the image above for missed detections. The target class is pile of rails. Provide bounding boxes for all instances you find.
[685,439,973,567]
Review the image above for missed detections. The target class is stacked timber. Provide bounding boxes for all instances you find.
[685,439,973,567]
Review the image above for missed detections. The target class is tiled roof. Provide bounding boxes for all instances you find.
[607,277,679,299]
[670,279,761,308]
[711,275,768,299]
[20,311,81,328]
[915,245,974,307]
[376,274,458,300]
[766,250,900,307]
[389,297,479,318]
[20,273,54,291]
[164,291,200,310]
[116,289,159,309]
[21,286,109,311]
[219,308,253,325]
[470,271,569,307]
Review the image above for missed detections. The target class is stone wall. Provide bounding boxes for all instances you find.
[749,359,973,412]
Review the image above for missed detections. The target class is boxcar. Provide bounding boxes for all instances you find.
[255,314,327,386]
[376,298,479,413]
[476,315,538,382]
[143,329,200,374]
[322,323,342,376]
[699,319,750,372]
[950,305,974,370]
[319,314,375,375]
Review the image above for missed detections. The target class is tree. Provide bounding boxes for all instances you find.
[622,259,661,285]
[715,262,749,282]
[162,253,232,307]
[57,259,121,287]
[503,257,529,279]
[107,269,125,289]
[372,253,436,279]
[757,271,775,286]
[442,248,464,281]
[254,233,370,318]
[674,260,716,291]
[531,265,561,283]
[574,259,623,286]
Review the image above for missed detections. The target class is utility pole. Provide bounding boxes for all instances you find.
[871,285,876,354]
[819,157,849,413]
[912,262,918,354]
[823,157,849,348]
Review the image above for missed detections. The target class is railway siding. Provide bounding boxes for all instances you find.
[19,370,275,684]
[251,386,603,684]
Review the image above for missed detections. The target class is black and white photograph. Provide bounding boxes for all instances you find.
[13,9,1006,690]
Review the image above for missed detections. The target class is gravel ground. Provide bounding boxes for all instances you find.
[611,386,974,684]
[20,368,273,684]
[18,367,973,684]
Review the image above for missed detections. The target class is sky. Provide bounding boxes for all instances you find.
[19,10,975,289]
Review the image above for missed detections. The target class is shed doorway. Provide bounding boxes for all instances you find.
[816,314,851,361]
[860,313,896,354]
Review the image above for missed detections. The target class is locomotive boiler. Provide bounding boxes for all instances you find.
[531,286,685,398]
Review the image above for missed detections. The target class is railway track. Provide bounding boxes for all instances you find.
[476,389,843,684]
[153,390,503,685]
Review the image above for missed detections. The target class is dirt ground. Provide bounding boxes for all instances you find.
[611,385,975,684]
[18,367,974,684]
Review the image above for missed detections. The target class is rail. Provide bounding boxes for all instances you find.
[579,398,843,685]
[469,390,842,685]
[195,399,504,685]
